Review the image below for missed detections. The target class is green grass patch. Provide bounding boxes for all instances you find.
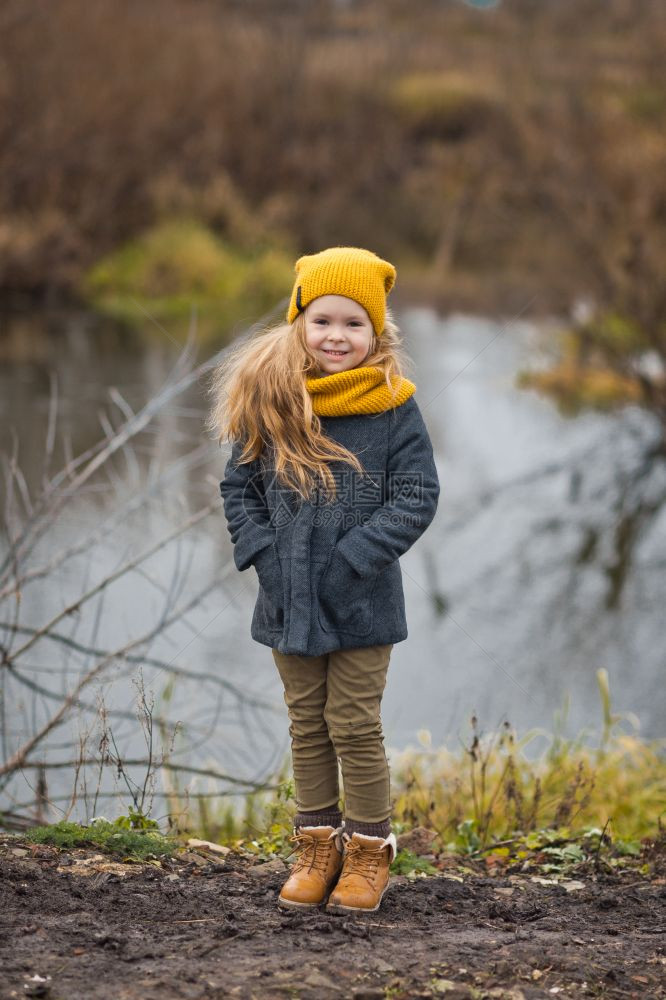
[391,849,438,877]
[24,819,176,862]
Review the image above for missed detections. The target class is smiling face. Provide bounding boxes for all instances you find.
[304,294,374,375]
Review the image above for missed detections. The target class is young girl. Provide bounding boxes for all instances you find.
[209,246,440,914]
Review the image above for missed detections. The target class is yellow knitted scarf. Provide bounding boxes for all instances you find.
[305,364,416,416]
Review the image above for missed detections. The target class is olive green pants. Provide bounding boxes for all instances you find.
[272,644,394,823]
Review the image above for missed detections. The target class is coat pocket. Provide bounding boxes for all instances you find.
[317,547,378,637]
[253,541,284,632]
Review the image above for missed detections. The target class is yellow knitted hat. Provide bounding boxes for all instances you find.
[286,246,397,336]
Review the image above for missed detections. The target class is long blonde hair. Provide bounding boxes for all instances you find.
[205,305,414,502]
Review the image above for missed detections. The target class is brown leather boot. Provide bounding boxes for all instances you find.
[277,825,344,909]
[325,830,397,914]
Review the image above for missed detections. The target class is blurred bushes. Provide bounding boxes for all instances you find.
[83,217,293,338]
[388,71,506,143]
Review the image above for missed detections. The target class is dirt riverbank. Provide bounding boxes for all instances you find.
[1,837,664,1000]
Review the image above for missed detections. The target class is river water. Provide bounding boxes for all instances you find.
[1,305,664,821]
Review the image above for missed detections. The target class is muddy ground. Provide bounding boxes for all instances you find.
[1,837,665,1000]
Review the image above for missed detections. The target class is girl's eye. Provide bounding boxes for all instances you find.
[312,318,363,326]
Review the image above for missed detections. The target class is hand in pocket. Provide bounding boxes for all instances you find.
[253,541,284,614]
[318,548,377,637]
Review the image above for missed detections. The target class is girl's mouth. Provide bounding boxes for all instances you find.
[322,349,348,358]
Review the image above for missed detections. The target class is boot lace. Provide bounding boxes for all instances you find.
[287,832,335,876]
[338,839,386,886]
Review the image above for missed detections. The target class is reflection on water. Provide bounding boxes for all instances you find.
[1,306,664,822]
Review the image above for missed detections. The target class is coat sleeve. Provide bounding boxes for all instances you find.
[219,439,276,572]
[335,396,440,578]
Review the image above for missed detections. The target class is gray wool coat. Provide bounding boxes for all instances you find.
[219,395,440,657]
